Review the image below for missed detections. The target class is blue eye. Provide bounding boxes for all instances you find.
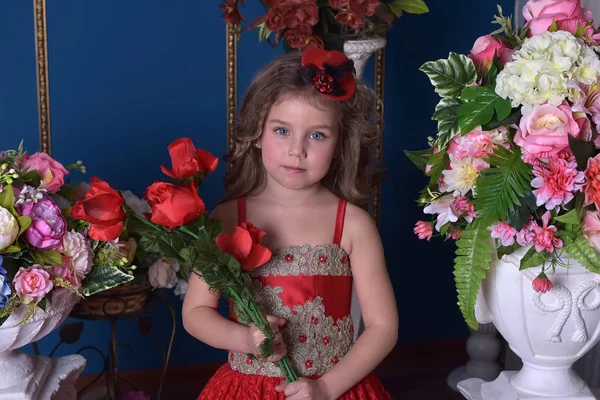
[274,127,288,136]
[309,132,326,140]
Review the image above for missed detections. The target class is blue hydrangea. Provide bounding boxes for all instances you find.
[0,257,12,308]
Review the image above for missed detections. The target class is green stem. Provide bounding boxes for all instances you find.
[130,213,165,232]
[179,226,200,240]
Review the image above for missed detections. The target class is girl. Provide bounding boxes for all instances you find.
[182,49,398,400]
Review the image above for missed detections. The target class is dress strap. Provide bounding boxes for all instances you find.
[333,198,347,245]
[237,197,246,225]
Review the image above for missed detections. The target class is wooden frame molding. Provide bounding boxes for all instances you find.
[34,0,52,155]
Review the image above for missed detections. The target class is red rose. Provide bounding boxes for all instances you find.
[216,222,272,272]
[70,177,126,241]
[160,138,218,180]
[145,182,205,230]
[349,0,379,17]
[335,10,363,29]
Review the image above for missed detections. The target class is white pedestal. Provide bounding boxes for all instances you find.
[0,350,86,400]
[458,371,598,400]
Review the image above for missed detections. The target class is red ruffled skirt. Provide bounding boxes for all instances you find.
[198,364,392,400]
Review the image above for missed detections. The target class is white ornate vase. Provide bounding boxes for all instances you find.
[343,36,386,79]
[458,246,600,399]
[0,289,86,400]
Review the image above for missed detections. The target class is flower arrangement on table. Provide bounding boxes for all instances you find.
[0,143,143,327]
[406,0,600,329]
[74,137,298,383]
[218,0,429,52]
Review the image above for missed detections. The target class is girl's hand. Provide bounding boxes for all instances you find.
[275,378,333,400]
[245,314,287,362]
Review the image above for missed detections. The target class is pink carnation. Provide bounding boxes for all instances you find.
[531,157,585,211]
[448,128,494,161]
[447,225,463,240]
[491,222,518,246]
[414,221,433,241]
[451,196,476,222]
[13,265,53,304]
[51,255,79,289]
[516,220,536,246]
[532,211,563,253]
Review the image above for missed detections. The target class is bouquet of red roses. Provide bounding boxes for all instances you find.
[71,138,298,383]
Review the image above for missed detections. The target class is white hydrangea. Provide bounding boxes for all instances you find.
[496,31,600,110]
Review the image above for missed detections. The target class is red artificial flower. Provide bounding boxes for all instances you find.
[301,48,356,100]
[216,222,272,272]
[70,177,126,241]
[218,0,245,25]
[145,182,205,230]
[349,0,380,17]
[329,0,350,8]
[265,8,286,32]
[532,272,553,293]
[279,0,319,29]
[335,9,364,29]
[285,27,325,52]
[160,138,218,180]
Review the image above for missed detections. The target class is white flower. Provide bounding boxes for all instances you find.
[61,230,94,280]
[496,31,599,108]
[123,190,151,216]
[423,195,459,231]
[442,156,486,196]
[174,279,188,300]
[0,206,18,251]
[148,257,180,289]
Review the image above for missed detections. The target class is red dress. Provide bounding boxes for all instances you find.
[198,198,392,400]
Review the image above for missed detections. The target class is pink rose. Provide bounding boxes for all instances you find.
[468,35,514,68]
[522,0,588,35]
[515,103,589,159]
[13,265,53,304]
[21,152,69,193]
[584,210,600,253]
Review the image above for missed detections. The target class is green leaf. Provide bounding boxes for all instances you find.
[0,185,15,210]
[426,149,449,189]
[139,232,161,253]
[203,218,224,241]
[482,109,521,131]
[2,245,21,253]
[519,247,547,270]
[156,237,180,260]
[432,97,461,147]
[37,298,47,311]
[82,265,134,296]
[179,246,198,267]
[506,202,529,231]
[16,216,31,237]
[453,220,492,331]
[554,209,581,226]
[29,249,63,267]
[496,241,521,259]
[473,146,533,225]
[563,232,600,273]
[568,135,596,171]
[458,86,512,134]
[391,0,429,14]
[404,148,432,172]
[419,52,477,98]
[19,170,41,187]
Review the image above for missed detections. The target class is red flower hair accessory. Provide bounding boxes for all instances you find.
[301,48,356,101]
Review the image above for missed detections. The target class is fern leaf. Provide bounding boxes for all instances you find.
[453,220,492,330]
[473,145,533,225]
[564,232,600,274]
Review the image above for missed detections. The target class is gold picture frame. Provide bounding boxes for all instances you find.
[33,0,52,155]
[225,28,386,226]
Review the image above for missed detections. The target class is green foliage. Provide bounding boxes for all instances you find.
[457,86,512,135]
[432,97,461,147]
[404,148,433,172]
[473,145,533,225]
[390,0,429,14]
[426,149,449,189]
[420,52,477,98]
[519,247,548,270]
[82,265,134,296]
[453,221,492,330]
[561,231,600,274]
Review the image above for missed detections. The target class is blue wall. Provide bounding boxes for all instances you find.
[0,0,515,375]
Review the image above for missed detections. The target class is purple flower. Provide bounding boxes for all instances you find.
[0,257,12,308]
[19,199,66,250]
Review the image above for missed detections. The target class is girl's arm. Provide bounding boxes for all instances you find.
[317,204,398,398]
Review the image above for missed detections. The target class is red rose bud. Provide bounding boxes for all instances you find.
[216,223,272,272]
[160,138,218,180]
[145,182,205,230]
[532,272,553,293]
[70,177,126,241]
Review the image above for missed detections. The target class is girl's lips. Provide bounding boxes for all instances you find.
[283,166,306,173]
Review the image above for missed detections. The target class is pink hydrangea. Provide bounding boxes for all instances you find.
[532,212,563,253]
[531,157,585,211]
[491,221,517,246]
[414,221,433,241]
